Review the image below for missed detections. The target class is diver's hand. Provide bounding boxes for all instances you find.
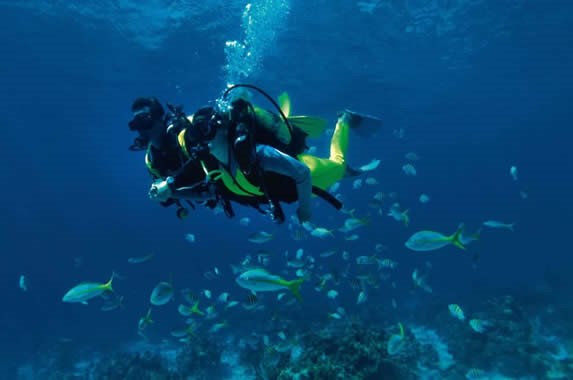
[149,178,173,202]
[296,206,312,224]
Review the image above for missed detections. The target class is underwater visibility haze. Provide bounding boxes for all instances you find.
[1,0,572,379]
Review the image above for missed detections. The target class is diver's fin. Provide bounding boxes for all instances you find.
[339,109,383,138]
[344,165,363,177]
[288,115,328,138]
[278,92,291,117]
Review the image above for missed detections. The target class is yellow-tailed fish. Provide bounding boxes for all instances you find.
[248,231,274,244]
[388,202,409,226]
[405,225,465,252]
[150,281,173,306]
[62,273,114,304]
[138,308,153,331]
[386,322,406,355]
[310,227,335,239]
[236,268,305,302]
[178,300,205,316]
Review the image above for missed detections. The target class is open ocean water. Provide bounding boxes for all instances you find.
[0,0,572,379]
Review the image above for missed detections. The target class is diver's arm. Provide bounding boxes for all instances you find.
[149,178,217,202]
[170,183,217,201]
[255,145,312,222]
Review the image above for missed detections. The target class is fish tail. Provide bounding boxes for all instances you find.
[104,273,115,292]
[450,226,466,250]
[509,223,516,232]
[286,278,305,303]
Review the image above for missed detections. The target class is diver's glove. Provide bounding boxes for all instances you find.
[149,177,174,202]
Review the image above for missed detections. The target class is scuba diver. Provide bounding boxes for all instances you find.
[143,84,382,224]
[128,96,229,219]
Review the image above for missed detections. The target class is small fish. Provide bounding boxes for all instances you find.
[180,288,198,304]
[185,233,196,243]
[465,368,489,380]
[520,191,528,199]
[320,250,336,258]
[344,234,360,241]
[287,259,306,268]
[209,321,228,333]
[19,275,28,292]
[239,217,251,227]
[339,216,369,233]
[342,251,350,260]
[483,220,515,231]
[326,290,338,299]
[374,243,387,253]
[295,248,304,260]
[356,291,368,304]
[365,177,378,185]
[378,258,398,269]
[510,165,518,181]
[127,253,154,264]
[402,163,417,176]
[356,256,377,265]
[178,301,205,316]
[405,152,419,161]
[248,231,274,244]
[101,295,124,312]
[352,178,363,189]
[448,304,465,320]
[405,226,465,252]
[469,319,492,333]
[328,312,343,320]
[217,292,230,303]
[359,159,381,172]
[138,308,153,331]
[62,274,114,304]
[387,323,405,355]
[310,227,334,239]
[388,203,409,226]
[150,281,173,306]
[236,269,305,301]
[225,300,239,309]
[412,269,432,293]
[418,193,430,203]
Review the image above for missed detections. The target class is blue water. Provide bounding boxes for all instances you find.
[1,1,572,378]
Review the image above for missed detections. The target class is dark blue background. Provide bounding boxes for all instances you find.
[0,1,571,375]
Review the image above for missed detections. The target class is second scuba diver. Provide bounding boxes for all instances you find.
[128,85,382,224]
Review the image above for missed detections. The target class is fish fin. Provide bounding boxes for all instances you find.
[278,92,291,117]
[450,226,466,250]
[191,300,205,316]
[285,278,305,303]
[288,115,328,138]
[104,273,115,292]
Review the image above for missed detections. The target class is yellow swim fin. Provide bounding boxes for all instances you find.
[278,92,291,117]
[278,92,327,138]
[288,115,328,138]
